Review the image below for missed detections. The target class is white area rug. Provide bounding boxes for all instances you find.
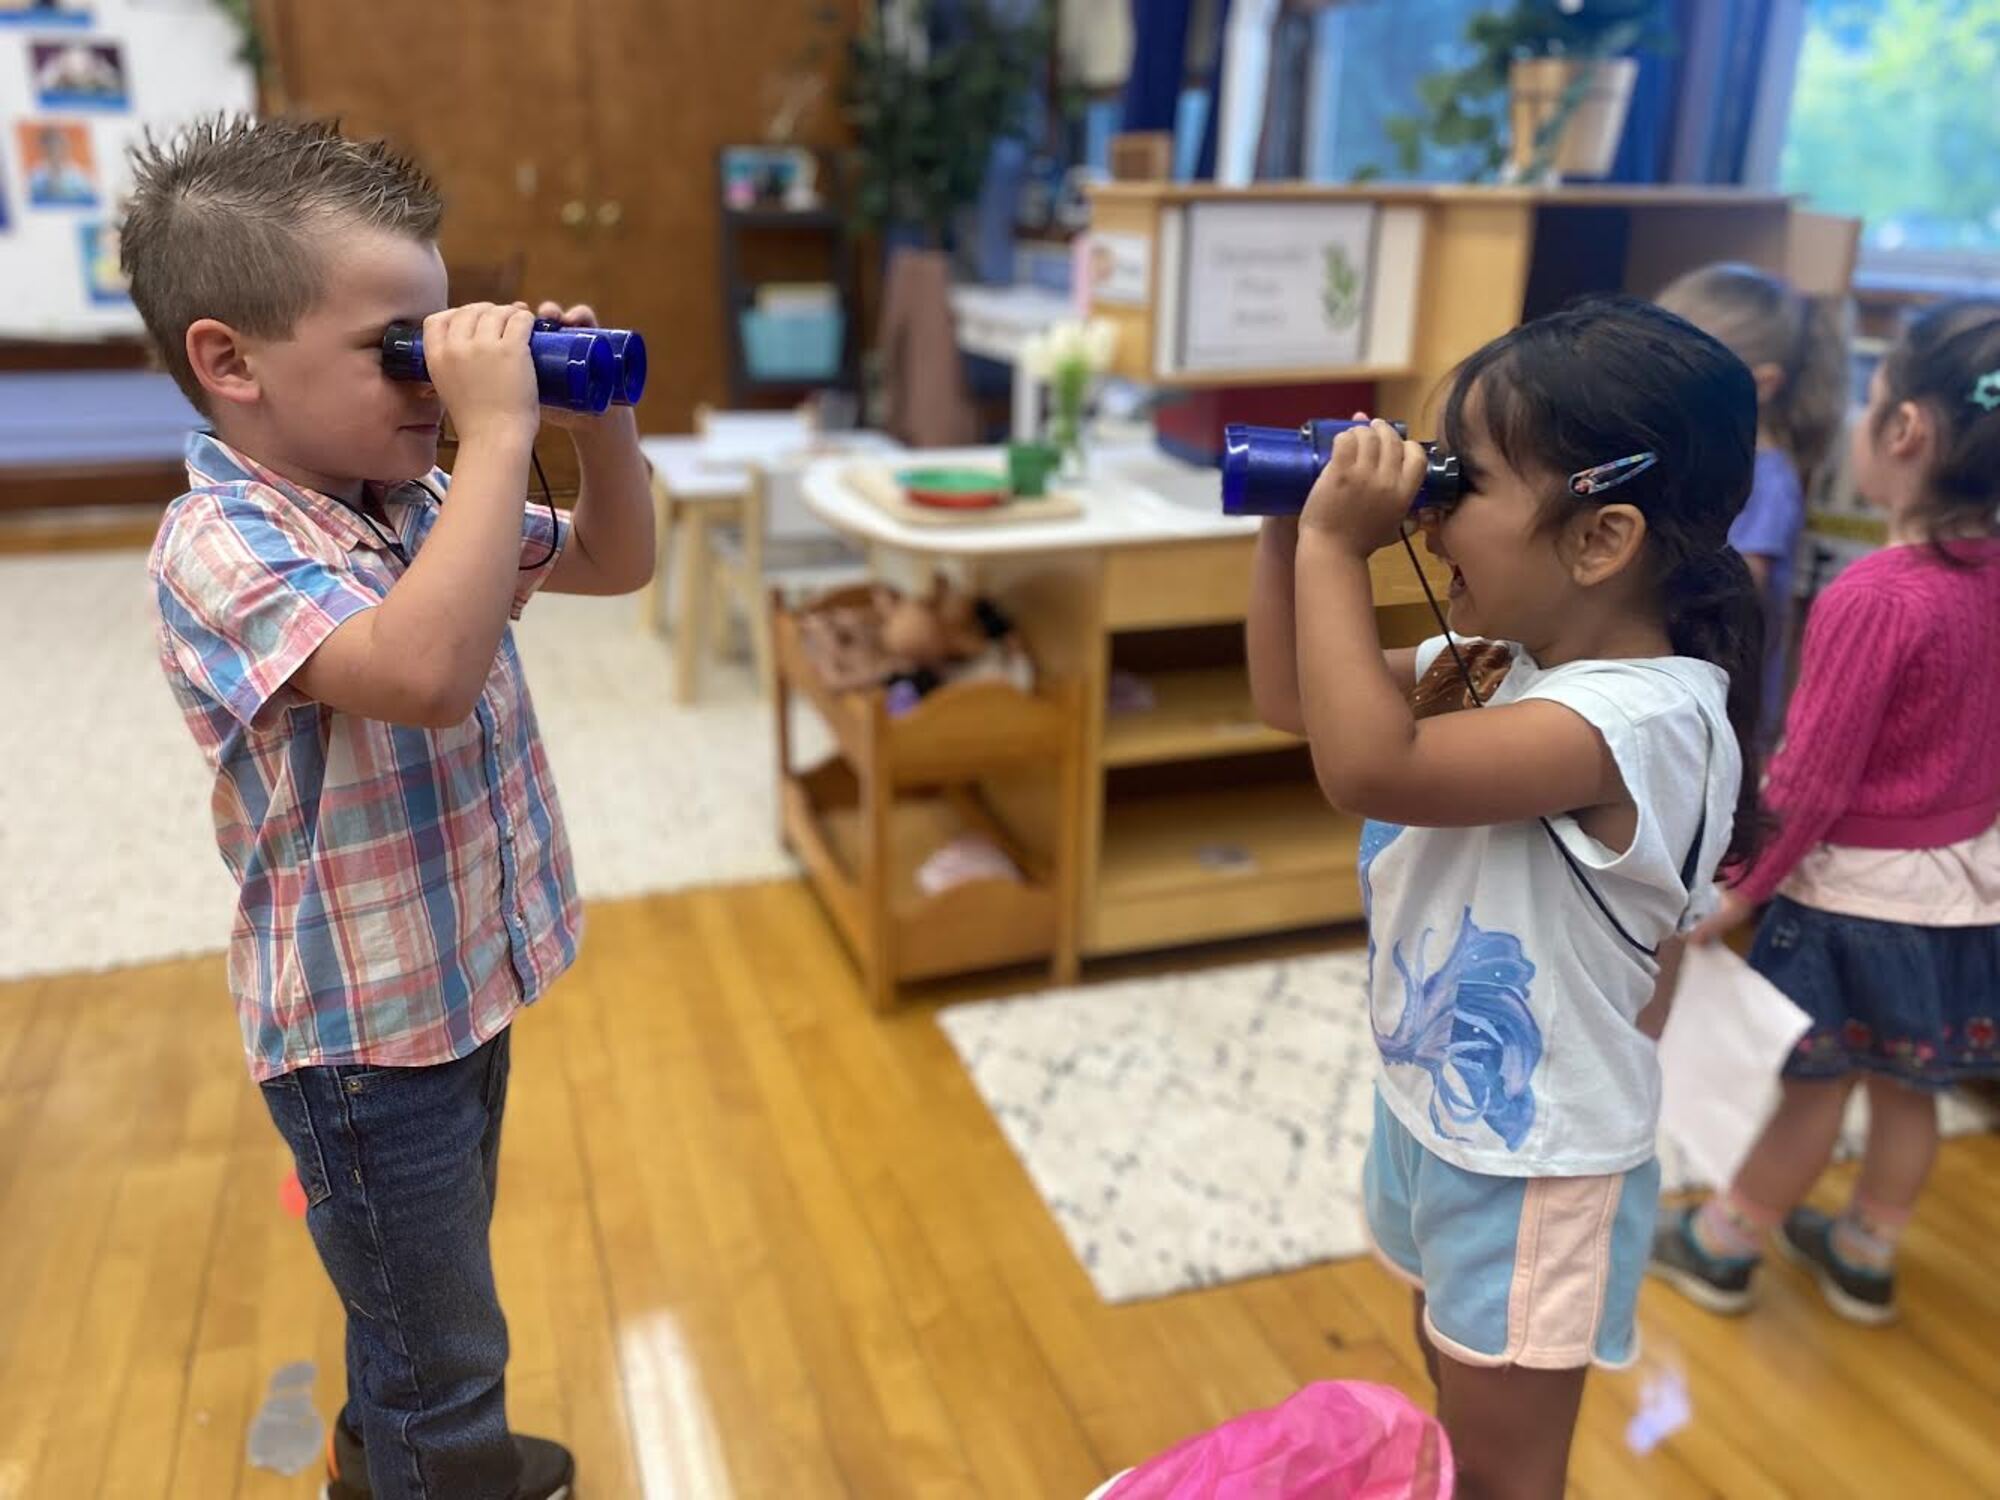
[939,952,1996,1304]
[1,548,809,981]
[938,952,1382,1303]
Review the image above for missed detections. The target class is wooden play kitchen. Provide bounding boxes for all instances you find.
[779,182,1858,1005]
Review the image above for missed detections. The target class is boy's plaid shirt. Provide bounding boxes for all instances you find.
[150,433,583,1080]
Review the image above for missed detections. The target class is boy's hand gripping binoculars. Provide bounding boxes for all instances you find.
[1221,419,1463,516]
[381,318,647,414]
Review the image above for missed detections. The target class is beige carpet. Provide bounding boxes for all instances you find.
[1,548,814,981]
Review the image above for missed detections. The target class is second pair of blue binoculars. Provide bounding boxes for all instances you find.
[381,318,647,414]
[1222,419,1464,516]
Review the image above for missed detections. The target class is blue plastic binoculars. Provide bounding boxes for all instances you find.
[1221,419,1463,516]
[380,319,647,413]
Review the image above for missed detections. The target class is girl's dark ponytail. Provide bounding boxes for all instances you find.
[1664,546,1768,867]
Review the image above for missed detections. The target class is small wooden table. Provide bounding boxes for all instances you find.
[638,431,903,702]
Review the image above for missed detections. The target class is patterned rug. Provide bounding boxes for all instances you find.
[938,952,1381,1303]
[0,548,812,981]
[939,952,1997,1304]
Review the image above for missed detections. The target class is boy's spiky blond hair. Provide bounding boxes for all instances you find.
[120,114,443,409]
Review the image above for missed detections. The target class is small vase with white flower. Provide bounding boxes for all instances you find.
[1021,317,1118,485]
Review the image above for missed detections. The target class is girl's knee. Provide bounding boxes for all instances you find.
[1864,1071,1939,1118]
[1773,1074,1855,1116]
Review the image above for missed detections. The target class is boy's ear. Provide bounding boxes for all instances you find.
[184,319,260,410]
[1749,360,1787,405]
[1565,502,1647,587]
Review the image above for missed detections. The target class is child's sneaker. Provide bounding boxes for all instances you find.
[1777,1207,1899,1326]
[1647,1204,1759,1314]
[323,1413,575,1499]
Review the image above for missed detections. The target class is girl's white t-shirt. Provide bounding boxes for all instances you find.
[1362,637,1743,1177]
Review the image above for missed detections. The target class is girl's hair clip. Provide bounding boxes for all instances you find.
[1569,451,1658,497]
[1969,370,2000,411]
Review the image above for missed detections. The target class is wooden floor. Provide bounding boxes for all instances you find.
[3,882,1998,1499]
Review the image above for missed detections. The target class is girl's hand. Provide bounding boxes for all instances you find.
[1298,417,1429,554]
[1688,888,1755,946]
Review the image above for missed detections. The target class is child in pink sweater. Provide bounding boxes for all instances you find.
[1651,300,2000,1326]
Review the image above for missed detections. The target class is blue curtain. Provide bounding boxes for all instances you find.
[1684,0,1777,182]
[1612,0,1777,184]
[1120,0,1232,180]
[1192,0,1232,180]
[1605,44,1678,182]
[1120,0,1195,133]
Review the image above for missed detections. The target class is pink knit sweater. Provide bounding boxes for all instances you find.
[1733,537,2000,907]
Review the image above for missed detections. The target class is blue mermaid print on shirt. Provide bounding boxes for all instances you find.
[1357,820,1402,955]
[1356,819,1544,1150]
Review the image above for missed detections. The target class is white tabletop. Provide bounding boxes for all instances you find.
[641,430,906,502]
[800,442,1257,557]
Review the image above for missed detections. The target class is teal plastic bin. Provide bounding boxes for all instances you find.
[740,307,844,381]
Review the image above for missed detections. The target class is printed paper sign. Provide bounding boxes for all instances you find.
[1181,201,1376,372]
[1086,231,1152,307]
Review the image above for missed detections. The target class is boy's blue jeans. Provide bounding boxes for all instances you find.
[259,1029,521,1500]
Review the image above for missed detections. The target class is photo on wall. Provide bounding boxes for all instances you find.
[0,0,93,26]
[30,39,128,109]
[80,220,129,304]
[17,119,97,207]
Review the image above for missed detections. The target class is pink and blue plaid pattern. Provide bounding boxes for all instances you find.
[150,433,582,1081]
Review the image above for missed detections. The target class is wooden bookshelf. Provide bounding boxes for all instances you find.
[1100,668,1300,768]
[771,587,1083,1007]
[1093,782,1366,956]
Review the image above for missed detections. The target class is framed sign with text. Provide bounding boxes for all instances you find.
[1180,201,1377,372]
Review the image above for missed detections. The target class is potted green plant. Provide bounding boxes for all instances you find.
[1384,0,1669,184]
[841,0,1049,444]
[843,0,1051,250]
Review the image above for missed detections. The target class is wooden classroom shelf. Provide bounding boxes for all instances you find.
[781,762,1064,988]
[772,589,1072,786]
[1088,780,1366,958]
[1100,668,1300,767]
[1143,362,1416,390]
[772,586,1082,1008]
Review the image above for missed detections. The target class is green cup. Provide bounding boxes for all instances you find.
[1006,439,1060,498]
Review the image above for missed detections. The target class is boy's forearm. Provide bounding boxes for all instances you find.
[1247,519,1304,732]
[375,429,534,715]
[567,410,655,593]
[1296,529,1417,805]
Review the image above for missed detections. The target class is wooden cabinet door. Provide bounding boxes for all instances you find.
[576,1,863,432]
[266,0,863,433]
[267,0,598,311]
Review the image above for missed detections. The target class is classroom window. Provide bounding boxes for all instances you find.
[1779,0,2000,272]
[1304,0,1508,183]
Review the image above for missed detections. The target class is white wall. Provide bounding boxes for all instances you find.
[0,0,252,338]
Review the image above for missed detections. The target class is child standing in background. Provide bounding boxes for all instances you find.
[1651,300,2000,1328]
[1657,263,1850,743]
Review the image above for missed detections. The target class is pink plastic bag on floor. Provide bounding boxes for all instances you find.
[1098,1381,1453,1500]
